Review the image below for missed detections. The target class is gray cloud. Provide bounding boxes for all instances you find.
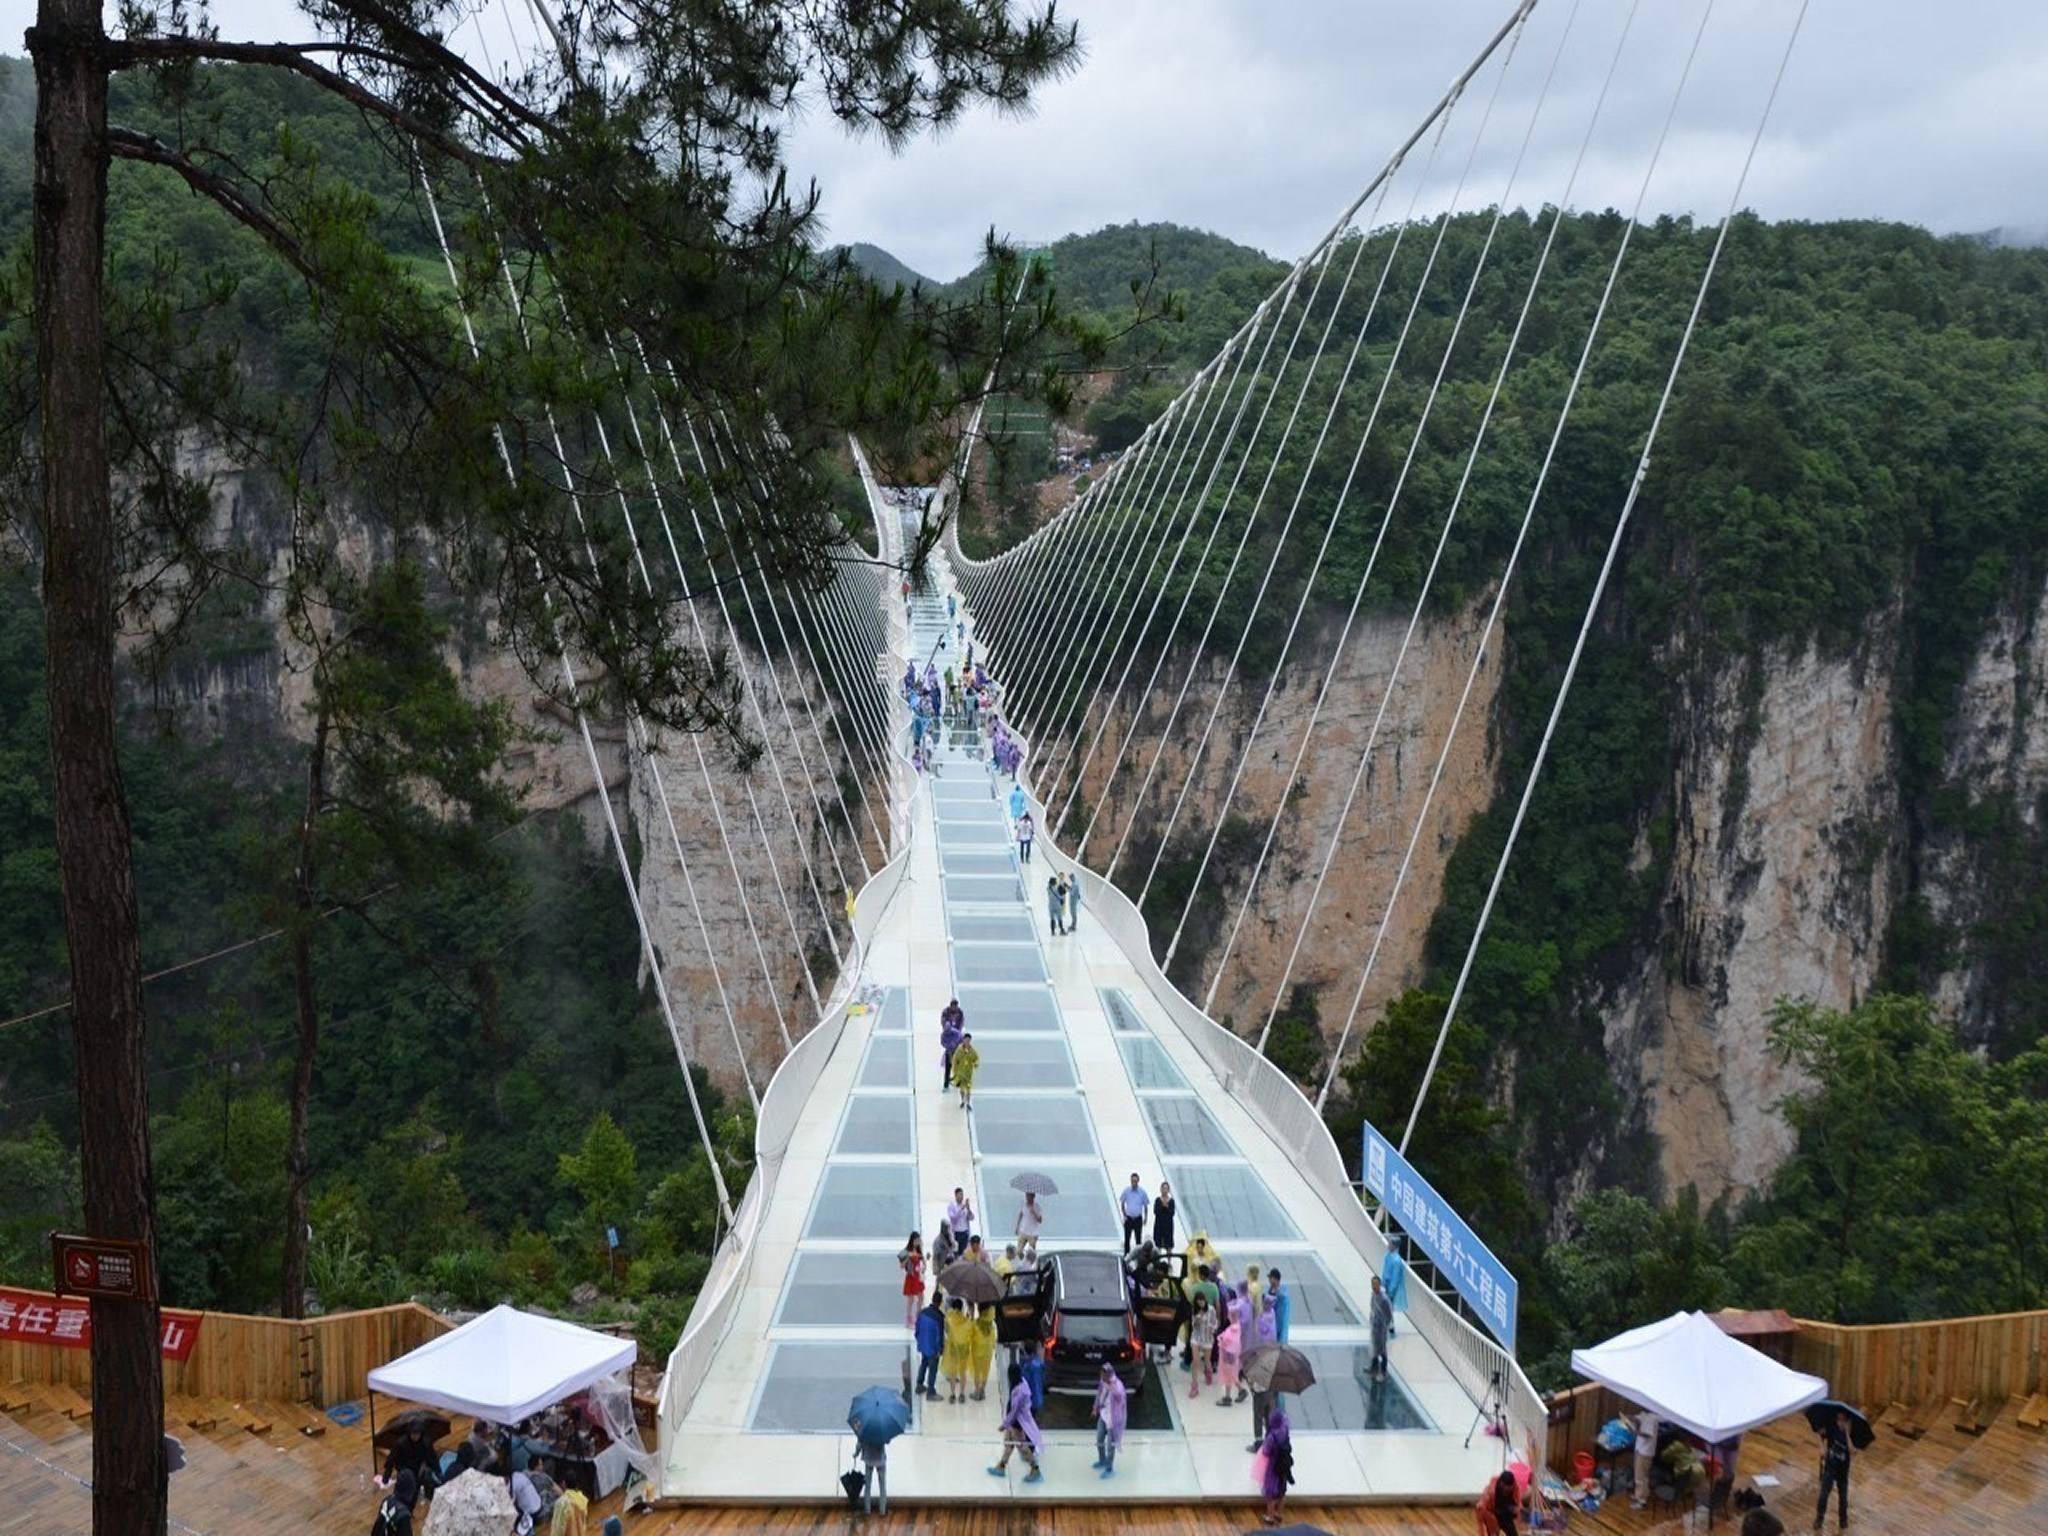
[782,0,2048,279]
[11,0,2041,281]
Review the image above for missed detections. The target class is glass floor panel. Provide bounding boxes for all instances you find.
[970,1095,1098,1158]
[1164,1162,1300,1242]
[834,1095,915,1157]
[1229,1253,1362,1327]
[949,912,1038,944]
[803,1164,918,1240]
[940,850,1016,878]
[1144,1097,1236,1157]
[875,987,910,1033]
[859,1035,910,1089]
[775,1251,910,1327]
[1285,1346,1431,1432]
[968,1035,1077,1090]
[1117,1035,1188,1091]
[943,875,1022,905]
[935,809,1006,831]
[751,1343,914,1432]
[1101,988,1149,1034]
[952,945,1050,985]
[977,1162,1119,1243]
[937,820,1011,847]
[933,780,996,804]
[954,985,1060,1032]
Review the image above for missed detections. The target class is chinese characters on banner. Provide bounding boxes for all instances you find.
[0,1288,203,1361]
[1361,1121,1519,1351]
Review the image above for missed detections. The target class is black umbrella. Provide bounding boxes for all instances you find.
[937,1258,1005,1304]
[1240,1344,1317,1395]
[372,1406,451,1450]
[1804,1399,1874,1450]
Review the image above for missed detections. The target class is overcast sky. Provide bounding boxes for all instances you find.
[10,1,2044,280]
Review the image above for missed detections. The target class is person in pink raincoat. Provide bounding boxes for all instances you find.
[1216,1315,1244,1405]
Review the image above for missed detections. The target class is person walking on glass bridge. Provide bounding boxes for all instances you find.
[1046,874,1067,936]
[1091,1362,1127,1478]
[1066,871,1082,932]
[1008,782,1026,823]
[987,1363,1043,1483]
[1119,1174,1150,1255]
[1369,1273,1394,1378]
[952,1035,979,1112]
[1015,811,1034,865]
[940,998,966,1089]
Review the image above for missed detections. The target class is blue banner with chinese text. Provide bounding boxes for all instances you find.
[1362,1120,1518,1351]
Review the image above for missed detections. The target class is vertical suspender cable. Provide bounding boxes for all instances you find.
[1399,0,1806,1147]
[417,165,733,1218]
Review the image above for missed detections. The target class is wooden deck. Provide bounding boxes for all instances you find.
[1,1386,2042,1534]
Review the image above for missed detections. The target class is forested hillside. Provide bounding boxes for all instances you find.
[6,43,2047,1398]
[1009,210,2048,1381]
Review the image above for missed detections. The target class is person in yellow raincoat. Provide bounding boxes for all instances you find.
[942,1297,973,1404]
[952,1034,980,1111]
[1186,1230,1223,1282]
[970,1303,998,1402]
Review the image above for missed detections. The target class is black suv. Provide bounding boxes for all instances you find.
[994,1249,1188,1392]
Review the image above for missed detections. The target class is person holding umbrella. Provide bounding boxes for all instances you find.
[1091,1361,1128,1477]
[847,1385,910,1517]
[1010,1172,1057,1260]
[1239,1343,1317,1452]
[1809,1400,1870,1532]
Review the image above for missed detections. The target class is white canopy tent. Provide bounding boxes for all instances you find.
[369,1304,638,1422]
[1570,1309,1828,1443]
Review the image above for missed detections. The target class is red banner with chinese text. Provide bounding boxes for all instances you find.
[0,1287,203,1361]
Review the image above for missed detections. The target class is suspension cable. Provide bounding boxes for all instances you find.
[416,162,733,1218]
[1400,0,1807,1148]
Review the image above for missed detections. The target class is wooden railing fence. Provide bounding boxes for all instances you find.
[1544,1306,2048,1472]
[0,1293,450,1409]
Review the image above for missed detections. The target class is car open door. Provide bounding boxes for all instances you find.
[1134,1251,1189,1348]
[994,1263,1047,1345]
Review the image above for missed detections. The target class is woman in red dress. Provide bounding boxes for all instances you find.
[900,1232,927,1327]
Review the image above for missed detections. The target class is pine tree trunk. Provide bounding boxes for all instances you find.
[30,2,168,1530]
[283,708,329,1320]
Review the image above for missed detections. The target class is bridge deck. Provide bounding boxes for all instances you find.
[656,545,1502,1504]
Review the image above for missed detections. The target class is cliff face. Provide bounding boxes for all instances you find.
[1056,573,2048,1209]
[1608,639,1899,1204]
[628,695,875,1091]
[1059,600,1503,1052]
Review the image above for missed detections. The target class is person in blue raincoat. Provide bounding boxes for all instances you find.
[1008,783,1026,822]
[914,1293,945,1399]
[1266,1269,1292,1344]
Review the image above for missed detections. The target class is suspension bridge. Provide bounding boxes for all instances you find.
[414,0,1816,1507]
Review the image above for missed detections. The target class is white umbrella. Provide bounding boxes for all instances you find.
[422,1469,516,1536]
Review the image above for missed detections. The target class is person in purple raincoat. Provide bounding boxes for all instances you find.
[940,1012,965,1090]
[1091,1363,1127,1477]
[987,1363,1043,1482]
[1257,1405,1295,1526]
